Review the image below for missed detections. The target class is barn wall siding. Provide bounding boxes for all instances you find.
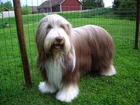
[61,0,81,11]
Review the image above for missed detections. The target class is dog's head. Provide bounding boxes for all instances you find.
[36,14,72,56]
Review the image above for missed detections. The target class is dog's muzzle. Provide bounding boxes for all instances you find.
[54,36,64,50]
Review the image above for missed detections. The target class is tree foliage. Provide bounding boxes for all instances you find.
[21,5,32,15]
[82,0,104,10]
[0,1,13,25]
[0,1,13,12]
[112,0,137,20]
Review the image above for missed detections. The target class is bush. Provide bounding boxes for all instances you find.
[81,8,112,18]
[21,6,32,15]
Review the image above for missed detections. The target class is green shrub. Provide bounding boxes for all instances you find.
[21,6,32,15]
[81,8,112,18]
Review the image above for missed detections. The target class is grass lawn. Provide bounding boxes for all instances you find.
[0,13,140,105]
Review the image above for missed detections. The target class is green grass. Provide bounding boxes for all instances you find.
[0,13,140,105]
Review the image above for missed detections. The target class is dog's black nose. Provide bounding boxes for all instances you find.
[56,36,63,43]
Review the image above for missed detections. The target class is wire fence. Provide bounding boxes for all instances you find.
[0,0,139,104]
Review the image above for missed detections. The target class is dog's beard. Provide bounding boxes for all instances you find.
[44,28,71,58]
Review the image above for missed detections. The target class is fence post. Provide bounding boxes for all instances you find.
[13,0,32,86]
[135,0,140,49]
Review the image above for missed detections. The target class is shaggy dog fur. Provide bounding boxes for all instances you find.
[35,14,116,102]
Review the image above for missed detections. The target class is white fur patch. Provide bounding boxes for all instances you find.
[100,64,116,76]
[56,85,79,102]
[38,82,57,93]
[45,57,64,89]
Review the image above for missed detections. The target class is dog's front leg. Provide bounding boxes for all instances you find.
[56,84,79,102]
[38,81,57,93]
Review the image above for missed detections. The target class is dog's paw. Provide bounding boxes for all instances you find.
[100,65,116,76]
[56,85,79,102]
[38,82,57,93]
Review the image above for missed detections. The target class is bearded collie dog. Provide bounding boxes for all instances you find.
[35,14,116,102]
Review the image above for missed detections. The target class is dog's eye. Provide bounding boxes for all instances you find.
[47,24,52,29]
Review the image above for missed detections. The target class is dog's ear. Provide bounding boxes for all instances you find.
[61,23,72,36]
[66,23,72,35]
[35,16,49,55]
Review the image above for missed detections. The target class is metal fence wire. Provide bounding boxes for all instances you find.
[0,0,139,104]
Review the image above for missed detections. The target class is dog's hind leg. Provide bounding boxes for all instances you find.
[99,64,116,76]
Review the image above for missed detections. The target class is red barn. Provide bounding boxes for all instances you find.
[38,0,82,13]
